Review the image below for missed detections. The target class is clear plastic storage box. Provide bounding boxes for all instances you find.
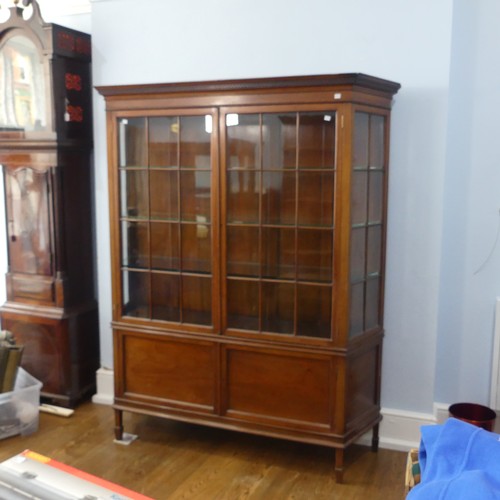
[0,368,42,440]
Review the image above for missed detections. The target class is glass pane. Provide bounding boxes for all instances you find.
[368,171,384,223]
[350,227,366,282]
[351,171,368,226]
[150,170,178,220]
[120,169,148,218]
[121,221,149,269]
[119,117,147,167]
[0,36,47,132]
[122,270,149,318]
[367,225,382,276]
[182,275,212,325]
[262,171,296,225]
[179,115,211,168]
[227,170,260,223]
[349,282,364,337]
[297,284,331,338]
[369,115,385,169]
[226,279,259,330]
[227,114,259,169]
[181,223,211,274]
[297,229,332,282]
[262,113,296,169]
[261,227,295,280]
[151,273,180,322]
[180,171,211,222]
[261,282,294,334]
[298,113,336,169]
[150,222,179,271]
[353,112,369,169]
[365,278,380,330]
[227,226,259,277]
[149,116,178,167]
[297,172,334,227]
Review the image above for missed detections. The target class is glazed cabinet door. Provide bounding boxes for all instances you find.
[114,110,219,332]
[221,108,337,342]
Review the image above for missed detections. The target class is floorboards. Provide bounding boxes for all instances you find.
[0,402,408,499]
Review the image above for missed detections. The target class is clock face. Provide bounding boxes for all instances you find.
[0,34,47,132]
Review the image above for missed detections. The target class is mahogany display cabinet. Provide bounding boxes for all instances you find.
[98,73,400,481]
[0,1,99,407]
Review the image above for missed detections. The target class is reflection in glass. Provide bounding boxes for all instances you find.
[351,171,368,226]
[6,167,51,275]
[350,227,366,282]
[297,229,332,282]
[151,273,180,322]
[297,285,331,338]
[180,115,211,168]
[227,114,259,169]
[150,170,178,220]
[227,226,259,277]
[353,112,369,169]
[120,170,148,218]
[0,35,46,132]
[297,172,334,227]
[349,282,364,337]
[226,279,259,330]
[261,227,295,280]
[366,225,382,276]
[182,275,212,325]
[180,171,211,222]
[121,221,149,269]
[122,270,149,318]
[368,171,384,223]
[227,170,260,223]
[261,282,294,334]
[365,278,380,330]
[369,115,385,169]
[149,116,178,167]
[262,171,295,225]
[181,223,211,274]
[262,113,296,169]
[119,118,147,167]
[150,222,179,271]
[298,113,336,169]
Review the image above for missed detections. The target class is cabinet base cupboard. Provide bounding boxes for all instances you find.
[97,74,400,482]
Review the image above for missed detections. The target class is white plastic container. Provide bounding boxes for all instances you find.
[0,368,42,439]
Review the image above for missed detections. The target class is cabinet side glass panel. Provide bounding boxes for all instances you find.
[349,111,386,337]
[225,111,335,339]
[118,114,213,326]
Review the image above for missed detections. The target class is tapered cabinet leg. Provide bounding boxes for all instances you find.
[114,409,124,441]
[372,423,380,452]
[335,449,344,483]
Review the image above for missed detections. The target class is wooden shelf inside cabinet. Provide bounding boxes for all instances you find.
[98,73,400,482]
[0,1,99,407]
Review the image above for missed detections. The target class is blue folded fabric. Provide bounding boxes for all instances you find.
[407,418,500,499]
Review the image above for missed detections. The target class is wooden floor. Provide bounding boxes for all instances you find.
[0,402,408,499]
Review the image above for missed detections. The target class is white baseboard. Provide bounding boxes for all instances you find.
[91,367,114,405]
[89,367,448,450]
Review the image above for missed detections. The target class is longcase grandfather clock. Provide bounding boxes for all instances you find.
[0,0,99,406]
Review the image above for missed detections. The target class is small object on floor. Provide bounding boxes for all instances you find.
[114,432,138,445]
[39,404,74,417]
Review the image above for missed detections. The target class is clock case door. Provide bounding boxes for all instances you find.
[0,1,99,407]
